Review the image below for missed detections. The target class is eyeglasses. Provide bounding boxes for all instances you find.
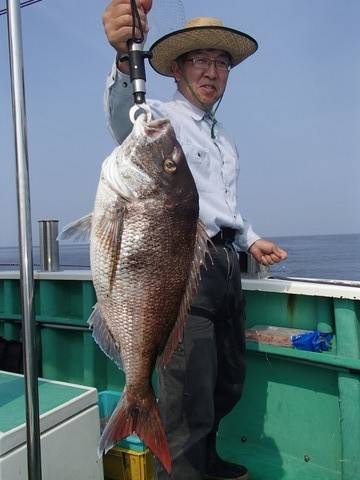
[185,56,231,72]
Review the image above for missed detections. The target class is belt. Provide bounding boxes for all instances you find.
[211,227,236,244]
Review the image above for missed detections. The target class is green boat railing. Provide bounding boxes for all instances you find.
[0,270,359,480]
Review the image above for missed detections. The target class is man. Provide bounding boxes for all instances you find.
[103,2,288,479]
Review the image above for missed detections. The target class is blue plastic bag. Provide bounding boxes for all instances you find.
[291,331,333,352]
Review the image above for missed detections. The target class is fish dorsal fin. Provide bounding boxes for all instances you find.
[88,303,123,369]
[157,220,212,367]
[58,213,92,243]
[95,199,127,294]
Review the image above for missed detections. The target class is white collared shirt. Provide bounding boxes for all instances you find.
[104,62,260,251]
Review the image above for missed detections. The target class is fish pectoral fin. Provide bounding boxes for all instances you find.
[96,200,127,294]
[88,303,123,370]
[57,213,93,243]
[157,220,212,367]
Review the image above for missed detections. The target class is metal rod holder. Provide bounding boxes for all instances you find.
[6,0,42,478]
[38,220,59,272]
[239,252,269,279]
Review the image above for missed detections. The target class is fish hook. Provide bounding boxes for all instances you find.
[129,103,152,124]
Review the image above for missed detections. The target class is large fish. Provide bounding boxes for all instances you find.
[60,114,209,473]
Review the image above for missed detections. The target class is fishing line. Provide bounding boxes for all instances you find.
[146,0,185,45]
[0,0,42,16]
[130,0,144,43]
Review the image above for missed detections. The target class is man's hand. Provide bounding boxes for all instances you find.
[103,0,152,74]
[248,239,288,267]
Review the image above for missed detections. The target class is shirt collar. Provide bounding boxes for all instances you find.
[173,90,206,121]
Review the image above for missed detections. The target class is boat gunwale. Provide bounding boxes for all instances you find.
[0,270,360,300]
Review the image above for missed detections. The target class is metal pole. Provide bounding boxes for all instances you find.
[6,1,42,479]
[239,252,269,279]
[38,220,60,271]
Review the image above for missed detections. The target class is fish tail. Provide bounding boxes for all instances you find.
[98,389,171,474]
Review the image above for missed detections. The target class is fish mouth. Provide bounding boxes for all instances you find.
[143,118,171,138]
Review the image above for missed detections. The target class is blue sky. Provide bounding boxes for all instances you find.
[0,0,359,247]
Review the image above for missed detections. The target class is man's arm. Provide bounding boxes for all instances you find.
[235,221,287,266]
[103,0,152,143]
[234,219,260,252]
[104,62,133,144]
[103,0,151,76]
[248,239,288,266]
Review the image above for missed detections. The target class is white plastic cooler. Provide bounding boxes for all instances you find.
[0,371,103,480]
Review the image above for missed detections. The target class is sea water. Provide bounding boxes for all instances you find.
[0,234,359,282]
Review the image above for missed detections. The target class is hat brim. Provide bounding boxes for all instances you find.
[149,26,258,77]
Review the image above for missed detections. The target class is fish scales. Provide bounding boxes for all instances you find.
[60,115,210,473]
[91,115,208,474]
[92,199,197,384]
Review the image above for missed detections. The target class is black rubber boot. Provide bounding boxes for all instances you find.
[204,434,249,480]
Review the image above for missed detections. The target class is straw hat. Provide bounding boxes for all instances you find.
[149,17,258,77]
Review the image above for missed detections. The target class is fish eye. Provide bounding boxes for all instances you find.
[163,158,177,174]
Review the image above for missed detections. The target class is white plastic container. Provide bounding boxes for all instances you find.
[0,371,103,480]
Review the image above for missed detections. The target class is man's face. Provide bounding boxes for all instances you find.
[171,49,231,111]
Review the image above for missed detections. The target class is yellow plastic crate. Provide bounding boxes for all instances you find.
[103,446,155,480]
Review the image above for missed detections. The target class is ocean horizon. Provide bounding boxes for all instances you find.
[1,233,359,282]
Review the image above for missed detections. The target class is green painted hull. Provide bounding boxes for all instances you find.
[0,273,359,479]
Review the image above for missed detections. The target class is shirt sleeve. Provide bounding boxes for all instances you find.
[234,219,261,251]
[232,141,261,251]
[104,60,134,144]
